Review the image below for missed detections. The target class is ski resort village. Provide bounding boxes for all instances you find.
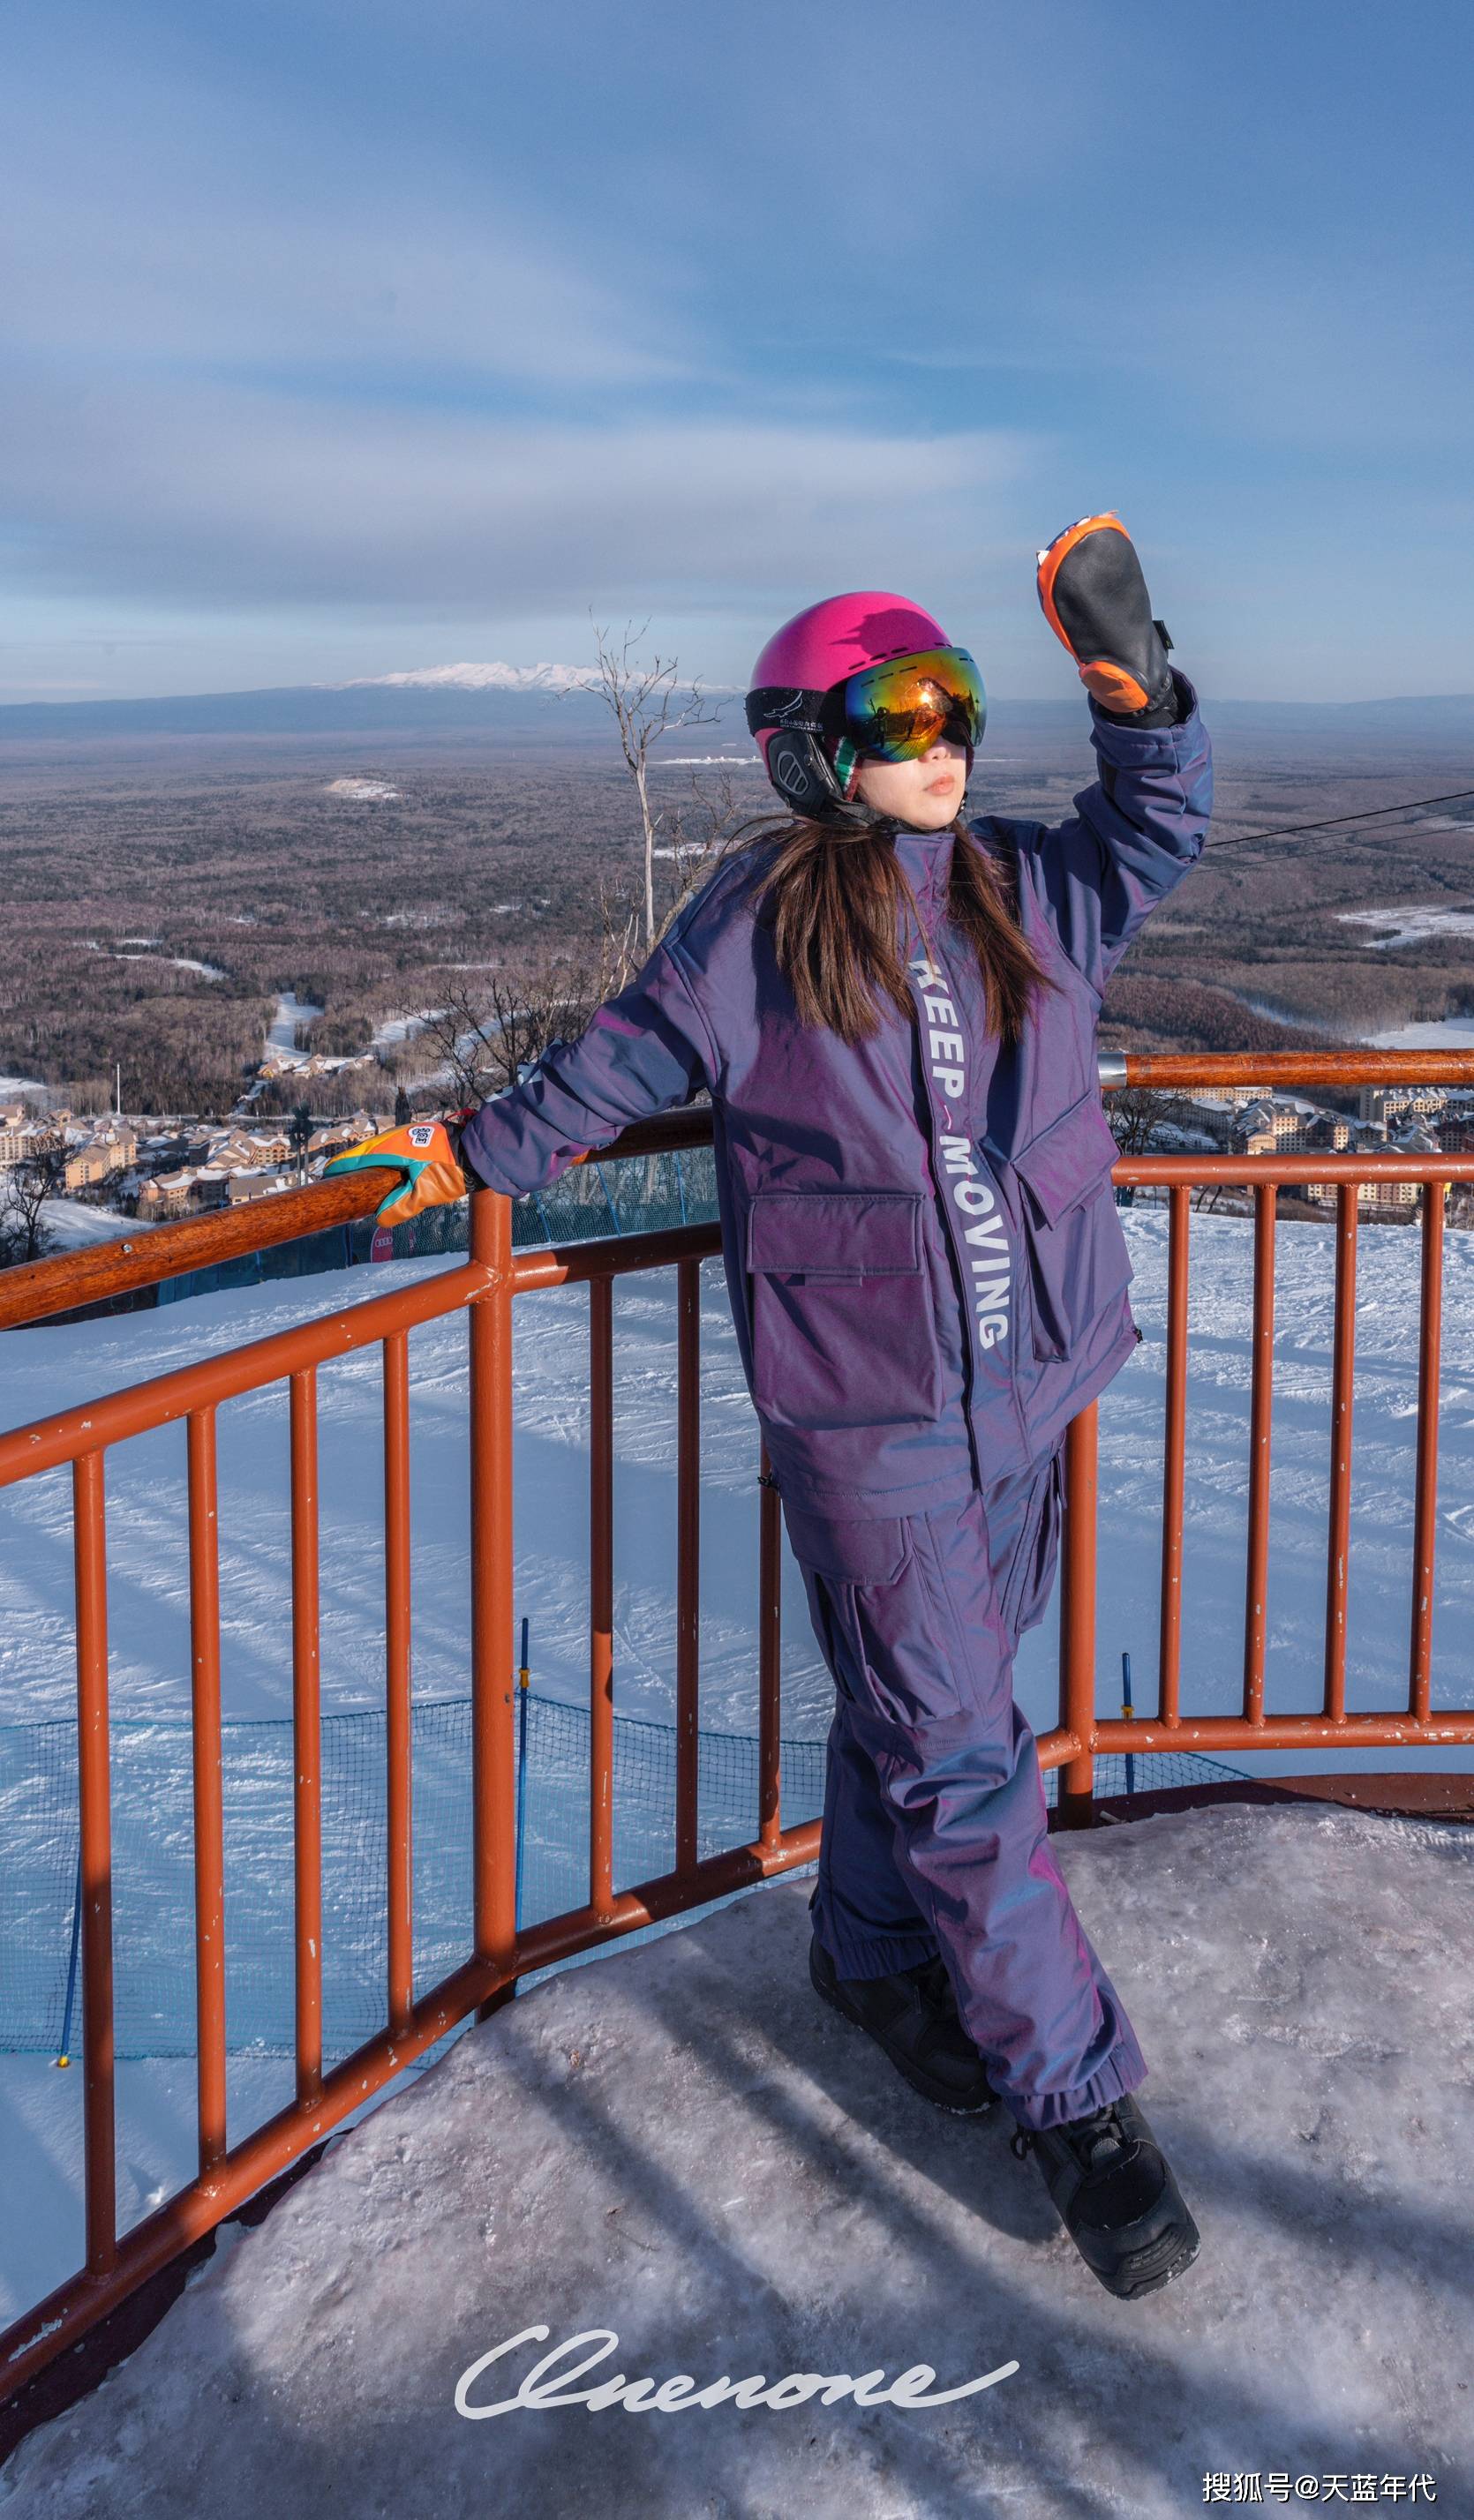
[8,1073,1474,1249]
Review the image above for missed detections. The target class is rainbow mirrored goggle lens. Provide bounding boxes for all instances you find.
[835,646,986,761]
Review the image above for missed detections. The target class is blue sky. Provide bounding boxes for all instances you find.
[3,0,1471,702]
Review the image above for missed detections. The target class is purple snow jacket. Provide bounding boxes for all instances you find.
[460,675,1213,1520]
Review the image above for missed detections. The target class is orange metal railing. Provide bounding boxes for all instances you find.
[1,1052,1472,2395]
[1048,1149,1473,1817]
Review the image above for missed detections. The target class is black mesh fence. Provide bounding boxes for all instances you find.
[0,1690,1250,2063]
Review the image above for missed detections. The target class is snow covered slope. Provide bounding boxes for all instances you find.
[4,1803,1470,2518]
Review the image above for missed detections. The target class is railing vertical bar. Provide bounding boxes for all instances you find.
[1243,1184,1276,1725]
[589,1272,615,1916]
[186,1409,228,2175]
[290,1368,322,2104]
[1409,1181,1446,1722]
[383,1331,413,2035]
[72,1451,117,2274]
[674,1257,701,1877]
[468,1189,517,1980]
[1323,1185,1358,1722]
[757,1444,782,1852]
[1158,1183,1191,1726]
[1056,1405,1098,1827]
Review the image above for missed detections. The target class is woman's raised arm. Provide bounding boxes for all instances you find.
[1000,514,1214,987]
[1006,677,1214,991]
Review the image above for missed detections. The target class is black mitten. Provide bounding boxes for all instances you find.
[1036,514,1176,721]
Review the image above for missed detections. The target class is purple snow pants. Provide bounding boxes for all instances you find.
[783,1448,1147,2134]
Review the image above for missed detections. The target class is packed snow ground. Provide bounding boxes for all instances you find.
[1339,904,1474,952]
[1368,1015,1474,1053]
[262,992,324,1061]
[4,1804,1470,2519]
[34,1200,156,1253]
[1,1210,1472,2338]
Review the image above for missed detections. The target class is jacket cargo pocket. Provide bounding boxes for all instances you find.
[780,1508,921,1720]
[780,1504,912,1587]
[1012,1093,1132,1363]
[746,1189,943,1430]
[997,1450,1064,1639]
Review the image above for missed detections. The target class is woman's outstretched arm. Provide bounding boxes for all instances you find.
[327,872,731,1223]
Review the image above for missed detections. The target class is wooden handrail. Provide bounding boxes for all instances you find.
[0,1108,718,1332]
[0,1167,400,1333]
[1113,1048,1474,1090]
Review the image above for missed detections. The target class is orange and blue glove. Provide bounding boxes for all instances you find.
[323,1115,469,1226]
[1036,512,1178,723]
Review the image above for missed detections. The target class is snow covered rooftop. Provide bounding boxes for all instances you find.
[6,1801,1470,2516]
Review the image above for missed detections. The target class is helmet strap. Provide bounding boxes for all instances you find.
[831,736,861,800]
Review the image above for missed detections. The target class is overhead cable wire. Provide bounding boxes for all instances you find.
[1205,784,1474,855]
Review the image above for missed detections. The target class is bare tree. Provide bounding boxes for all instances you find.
[1100,1085,1192,1208]
[587,620,723,949]
[663,765,751,905]
[0,1130,70,1267]
[1105,1084,1193,1157]
[410,753,753,1130]
[415,947,611,1109]
[590,765,753,1003]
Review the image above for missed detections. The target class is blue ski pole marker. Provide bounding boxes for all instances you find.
[56,1848,83,2067]
[514,1618,530,1948]
[593,1159,620,1233]
[1122,1650,1136,1800]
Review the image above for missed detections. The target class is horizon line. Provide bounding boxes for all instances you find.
[4,679,1474,716]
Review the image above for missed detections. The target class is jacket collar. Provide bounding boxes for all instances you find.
[888,819,955,913]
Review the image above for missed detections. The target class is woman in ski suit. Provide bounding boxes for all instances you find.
[330,515,1213,2300]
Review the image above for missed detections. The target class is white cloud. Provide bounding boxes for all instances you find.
[2,367,1040,615]
[0,63,690,394]
[3,197,684,394]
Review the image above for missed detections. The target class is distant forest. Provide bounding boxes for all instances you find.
[4,721,1473,1115]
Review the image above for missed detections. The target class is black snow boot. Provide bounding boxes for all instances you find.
[808,1935,996,2114]
[1010,2092,1200,2299]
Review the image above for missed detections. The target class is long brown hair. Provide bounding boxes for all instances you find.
[737,813,1053,1047]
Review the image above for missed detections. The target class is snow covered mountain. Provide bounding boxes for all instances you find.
[339,659,604,693]
[0,661,730,742]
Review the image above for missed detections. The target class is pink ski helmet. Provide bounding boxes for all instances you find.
[745,590,985,820]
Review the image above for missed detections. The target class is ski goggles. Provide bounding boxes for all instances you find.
[831,645,986,762]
